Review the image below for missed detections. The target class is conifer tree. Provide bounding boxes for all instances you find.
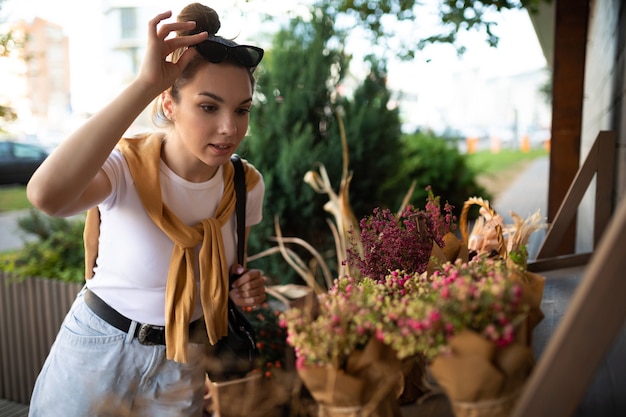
[242,6,404,284]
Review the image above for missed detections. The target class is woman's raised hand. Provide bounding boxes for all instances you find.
[137,11,208,94]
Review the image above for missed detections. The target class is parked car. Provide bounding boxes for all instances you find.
[0,140,49,185]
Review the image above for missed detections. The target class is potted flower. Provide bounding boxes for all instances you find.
[460,196,547,345]
[341,188,466,405]
[280,276,404,417]
[204,301,294,417]
[375,258,537,417]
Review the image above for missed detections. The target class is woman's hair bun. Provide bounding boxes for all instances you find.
[176,3,220,36]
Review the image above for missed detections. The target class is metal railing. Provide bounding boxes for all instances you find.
[0,272,82,404]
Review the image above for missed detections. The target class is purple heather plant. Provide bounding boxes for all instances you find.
[345,187,456,281]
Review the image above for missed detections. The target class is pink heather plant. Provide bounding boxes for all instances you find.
[375,258,530,360]
[382,269,434,298]
[345,187,456,282]
[279,276,384,369]
[280,259,529,369]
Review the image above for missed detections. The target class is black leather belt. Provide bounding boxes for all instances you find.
[84,288,204,346]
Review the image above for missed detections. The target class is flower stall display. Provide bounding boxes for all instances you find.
[281,253,543,416]
[252,113,548,415]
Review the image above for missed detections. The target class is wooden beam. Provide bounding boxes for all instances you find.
[527,252,591,272]
[548,0,589,255]
[537,131,615,259]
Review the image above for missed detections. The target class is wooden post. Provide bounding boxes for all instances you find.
[548,0,589,255]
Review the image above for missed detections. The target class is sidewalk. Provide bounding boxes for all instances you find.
[491,156,550,260]
[490,154,594,258]
[0,210,36,253]
[493,156,549,220]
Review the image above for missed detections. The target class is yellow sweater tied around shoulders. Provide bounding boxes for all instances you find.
[83,133,261,363]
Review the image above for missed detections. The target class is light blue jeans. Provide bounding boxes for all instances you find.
[28,288,206,417]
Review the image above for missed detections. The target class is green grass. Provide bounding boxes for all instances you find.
[0,185,32,212]
[466,148,549,176]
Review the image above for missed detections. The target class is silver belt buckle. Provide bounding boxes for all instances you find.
[137,323,164,346]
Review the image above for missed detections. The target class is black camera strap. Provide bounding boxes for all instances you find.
[230,154,246,282]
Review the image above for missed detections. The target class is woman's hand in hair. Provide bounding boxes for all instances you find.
[137,11,208,95]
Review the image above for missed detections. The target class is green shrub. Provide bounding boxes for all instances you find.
[387,131,491,219]
[0,209,85,283]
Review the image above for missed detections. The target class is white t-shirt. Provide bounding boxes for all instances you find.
[87,149,264,325]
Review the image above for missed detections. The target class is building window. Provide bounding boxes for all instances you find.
[120,8,137,39]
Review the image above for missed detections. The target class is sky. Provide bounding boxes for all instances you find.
[2,0,548,136]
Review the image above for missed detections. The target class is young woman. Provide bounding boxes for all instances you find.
[26,3,266,416]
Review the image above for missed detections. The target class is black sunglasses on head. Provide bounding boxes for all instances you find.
[193,39,264,68]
